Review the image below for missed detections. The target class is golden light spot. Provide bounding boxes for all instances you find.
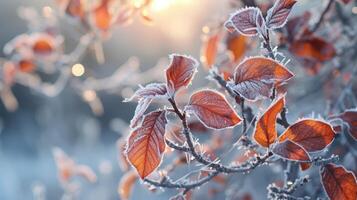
[202,26,210,34]
[151,0,173,11]
[72,63,85,77]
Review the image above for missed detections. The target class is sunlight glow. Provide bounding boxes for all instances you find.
[72,63,85,77]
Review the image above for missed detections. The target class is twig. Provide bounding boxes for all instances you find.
[311,0,334,33]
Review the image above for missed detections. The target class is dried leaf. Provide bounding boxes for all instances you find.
[272,140,311,162]
[266,0,297,29]
[335,110,357,140]
[186,90,241,129]
[226,7,265,36]
[321,164,357,200]
[166,54,198,96]
[118,170,138,200]
[126,111,167,179]
[279,119,335,152]
[254,95,285,148]
[231,56,293,101]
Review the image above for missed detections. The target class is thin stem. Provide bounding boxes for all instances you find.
[263,31,276,60]
[311,0,334,33]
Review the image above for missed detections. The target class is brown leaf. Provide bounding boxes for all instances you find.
[321,164,357,200]
[118,170,138,200]
[231,56,293,101]
[186,90,242,129]
[254,95,285,148]
[279,119,335,152]
[226,7,265,36]
[335,110,357,140]
[265,0,297,29]
[272,140,311,162]
[201,34,220,68]
[166,54,198,96]
[126,111,167,179]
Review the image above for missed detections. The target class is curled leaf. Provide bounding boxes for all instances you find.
[254,95,285,148]
[321,164,357,200]
[126,111,167,179]
[125,83,167,102]
[272,140,311,162]
[186,90,241,129]
[335,110,357,140]
[279,119,335,152]
[166,54,198,96]
[226,7,265,37]
[130,98,152,128]
[231,56,293,101]
[266,0,297,29]
[118,170,138,200]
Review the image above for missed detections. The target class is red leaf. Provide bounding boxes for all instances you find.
[118,170,138,200]
[126,111,167,179]
[166,54,198,96]
[300,162,312,171]
[125,83,167,102]
[226,7,266,37]
[254,95,285,148]
[279,119,335,152]
[265,0,297,29]
[31,34,55,55]
[231,56,293,101]
[321,164,357,200]
[272,140,311,162]
[186,90,242,129]
[200,34,220,69]
[289,35,336,62]
[335,110,357,140]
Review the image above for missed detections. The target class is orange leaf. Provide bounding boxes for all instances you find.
[32,35,54,55]
[300,162,311,171]
[93,0,112,31]
[231,56,293,101]
[226,33,246,62]
[126,111,167,179]
[166,54,198,96]
[272,140,311,162]
[254,95,285,148]
[200,34,220,69]
[118,170,138,200]
[279,119,335,152]
[289,35,336,62]
[186,90,241,129]
[321,164,357,200]
[65,0,85,18]
[18,59,35,73]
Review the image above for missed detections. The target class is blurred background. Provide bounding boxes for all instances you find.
[0,0,355,199]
